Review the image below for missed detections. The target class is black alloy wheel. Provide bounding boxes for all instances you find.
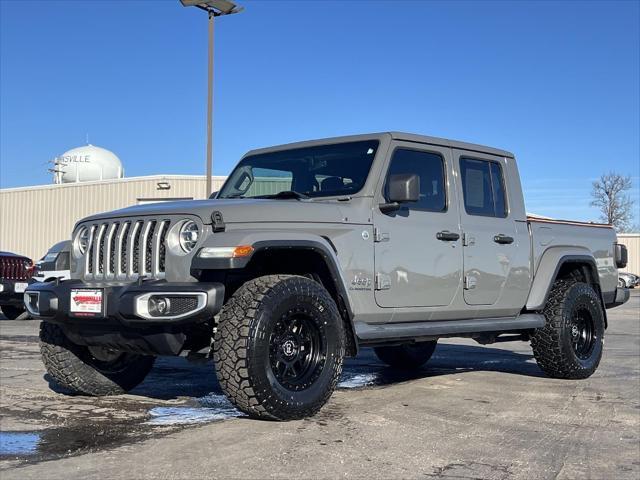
[269,308,326,391]
[570,306,596,360]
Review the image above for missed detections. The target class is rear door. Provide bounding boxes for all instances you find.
[454,151,518,306]
[373,142,462,308]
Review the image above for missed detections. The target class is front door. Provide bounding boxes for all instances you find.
[454,151,518,305]
[374,143,462,308]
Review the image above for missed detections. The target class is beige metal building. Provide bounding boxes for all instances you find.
[0,175,226,260]
[617,233,640,275]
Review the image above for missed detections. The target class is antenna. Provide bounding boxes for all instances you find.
[48,155,68,184]
[86,133,90,145]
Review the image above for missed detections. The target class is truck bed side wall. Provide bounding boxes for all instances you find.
[529,220,617,304]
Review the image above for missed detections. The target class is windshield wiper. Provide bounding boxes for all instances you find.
[256,191,309,200]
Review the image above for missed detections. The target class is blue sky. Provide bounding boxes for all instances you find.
[1,0,638,225]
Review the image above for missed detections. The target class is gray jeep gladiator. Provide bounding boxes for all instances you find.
[25,132,630,420]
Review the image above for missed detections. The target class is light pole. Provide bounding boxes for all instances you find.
[180,0,243,198]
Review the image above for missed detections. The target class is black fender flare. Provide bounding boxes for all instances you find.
[249,240,358,355]
[526,253,608,328]
[193,237,359,355]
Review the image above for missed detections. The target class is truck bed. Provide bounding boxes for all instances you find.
[527,214,618,296]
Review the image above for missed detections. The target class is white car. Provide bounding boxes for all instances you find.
[618,271,638,289]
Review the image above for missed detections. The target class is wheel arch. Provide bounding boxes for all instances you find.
[526,248,608,327]
[248,240,359,356]
[194,232,358,356]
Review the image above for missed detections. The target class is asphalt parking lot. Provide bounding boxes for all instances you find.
[1,291,638,480]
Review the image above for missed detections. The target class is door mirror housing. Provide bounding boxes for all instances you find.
[388,174,420,203]
[380,174,420,213]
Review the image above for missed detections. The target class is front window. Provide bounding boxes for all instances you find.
[384,149,447,212]
[218,141,379,199]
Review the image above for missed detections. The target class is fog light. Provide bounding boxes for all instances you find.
[148,296,171,316]
[24,292,39,315]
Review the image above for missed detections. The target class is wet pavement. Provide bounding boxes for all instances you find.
[0,292,638,479]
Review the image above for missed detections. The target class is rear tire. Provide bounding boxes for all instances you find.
[1,305,25,320]
[531,280,604,379]
[213,275,345,421]
[374,341,437,370]
[39,322,155,395]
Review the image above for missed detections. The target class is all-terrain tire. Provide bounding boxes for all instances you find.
[374,341,437,370]
[1,305,25,320]
[530,280,605,379]
[213,275,345,421]
[39,322,155,395]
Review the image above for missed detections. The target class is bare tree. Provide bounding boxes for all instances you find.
[590,172,635,231]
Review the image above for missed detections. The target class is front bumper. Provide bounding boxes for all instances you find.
[0,280,31,306]
[24,279,224,327]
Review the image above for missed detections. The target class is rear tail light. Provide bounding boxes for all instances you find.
[615,243,628,269]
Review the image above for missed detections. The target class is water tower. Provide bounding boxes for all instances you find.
[52,145,124,184]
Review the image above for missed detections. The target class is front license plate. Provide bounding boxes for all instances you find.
[70,289,103,316]
[14,282,28,293]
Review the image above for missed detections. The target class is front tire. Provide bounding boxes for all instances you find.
[374,341,437,370]
[39,322,155,395]
[531,280,605,379]
[1,305,25,320]
[213,275,345,421]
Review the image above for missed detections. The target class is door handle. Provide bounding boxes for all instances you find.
[493,234,514,244]
[436,231,460,241]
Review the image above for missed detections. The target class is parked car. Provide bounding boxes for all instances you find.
[33,241,71,283]
[26,132,630,420]
[618,271,639,289]
[0,251,33,319]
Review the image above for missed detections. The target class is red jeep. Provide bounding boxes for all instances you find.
[0,251,33,319]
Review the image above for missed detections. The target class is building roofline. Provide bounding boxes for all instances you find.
[0,174,227,193]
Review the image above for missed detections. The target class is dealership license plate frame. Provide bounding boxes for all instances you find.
[13,282,28,293]
[69,288,105,318]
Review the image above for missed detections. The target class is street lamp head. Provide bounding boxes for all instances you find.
[179,0,243,15]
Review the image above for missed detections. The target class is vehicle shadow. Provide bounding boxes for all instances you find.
[123,342,544,401]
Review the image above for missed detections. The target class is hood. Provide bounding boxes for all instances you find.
[80,198,370,225]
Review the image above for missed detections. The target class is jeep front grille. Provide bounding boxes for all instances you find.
[0,256,32,281]
[83,219,171,281]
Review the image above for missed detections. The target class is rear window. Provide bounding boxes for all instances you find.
[460,158,507,217]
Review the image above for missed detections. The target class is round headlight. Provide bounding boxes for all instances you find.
[75,227,91,255]
[179,221,199,252]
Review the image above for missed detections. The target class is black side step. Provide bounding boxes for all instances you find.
[355,314,545,344]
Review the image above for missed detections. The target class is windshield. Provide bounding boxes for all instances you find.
[218,140,379,199]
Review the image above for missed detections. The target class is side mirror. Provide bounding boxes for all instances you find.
[380,174,420,213]
[388,174,420,203]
